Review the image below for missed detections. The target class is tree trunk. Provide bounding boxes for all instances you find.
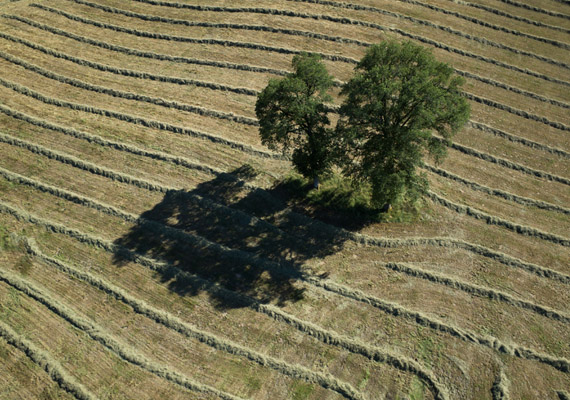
[313,176,320,190]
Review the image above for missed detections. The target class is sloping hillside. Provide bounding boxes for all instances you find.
[0,0,568,398]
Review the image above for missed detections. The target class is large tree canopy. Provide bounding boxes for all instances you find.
[337,40,470,207]
[255,53,334,188]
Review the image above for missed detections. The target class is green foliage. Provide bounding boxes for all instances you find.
[255,53,334,183]
[337,40,470,207]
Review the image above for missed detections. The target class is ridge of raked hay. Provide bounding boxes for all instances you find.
[0,0,568,399]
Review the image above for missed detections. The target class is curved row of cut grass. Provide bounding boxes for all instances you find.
[369,0,570,39]
[3,139,569,361]
[18,238,366,400]
[424,164,570,215]
[0,78,279,159]
[31,3,570,132]
[1,192,568,373]
[0,200,451,399]
[0,52,259,126]
[32,3,360,66]
[496,0,570,20]
[0,267,247,400]
[4,63,568,191]
[2,30,568,160]
[0,31,258,96]
[2,15,291,77]
[46,0,570,87]
[427,192,570,247]
[450,0,570,33]
[491,366,510,400]
[2,107,567,285]
[3,155,567,326]
[282,0,570,51]
[0,320,96,400]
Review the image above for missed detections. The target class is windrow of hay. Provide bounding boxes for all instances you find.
[2,121,567,285]
[0,78,278,159]
[375,0,570,35]
[103,0,570,85]
[378,261,570,323]
[1,179,568,374]
[0,105,222,177]
[427,192,570,247]
[31,3,359,66]
[0,268,246,400]
[53,2,564,95]
[282,0,570,53]
[0,51,258,125]
[452,0,570,33]
[0,320,96,400]
[491,367,510,400]
[2,15,291,77]
[22,238,365,400]
[496,0,570,19]
[4,23,568,161]
[0,201,451,400]
[424,164,570,215]
[0,31,258,95]
[30,3,570,131]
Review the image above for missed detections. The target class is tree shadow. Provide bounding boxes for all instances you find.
[112,165,374,310]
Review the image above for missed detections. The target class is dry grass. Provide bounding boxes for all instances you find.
[0,0,569,398]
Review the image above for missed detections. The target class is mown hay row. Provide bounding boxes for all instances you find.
[0,105,222,177]
[427,192,570,247]
[443,139,570,185]
[424,164,570,215]
[0,51,259,126]
[3,31,569,162]
[29,4,570,132]
[3,120,566,287]
[6,158,566,326]
[453,0,570,33]
[0,77,281,159]
[0,268,246,400]
[558,390,570,400]
[0,132,169,193]
[375,0,570,42]
[58,2,570,108]
[379,261,570,323]
[3,165,570,377]
[0,31,258,96]
[497,0,570,20]
[7,8,569,116]
[110,0,570,86]
[23,238,365,400]
[305,275,570,373]
[284,0,570,54]
[491,367,510,400]
[466,121,570,159]
[2,15,291,77]
[462,92,570,131]
[0,320,97,400]
[0,201,450,400]
[32,3,360,66]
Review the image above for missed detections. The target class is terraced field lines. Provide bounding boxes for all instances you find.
[0,31,259,95]
[0,320,97,400]
[0,78,279,159]
[1,188,568,374]
[0,268,246,400]
[24,3,570,132]
[284,0,570,52]
[22,238,365,400]
[0,201,450,400]
[449,0,570,33]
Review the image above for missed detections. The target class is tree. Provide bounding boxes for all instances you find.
[255,53,334,188]
[337,40,470,208]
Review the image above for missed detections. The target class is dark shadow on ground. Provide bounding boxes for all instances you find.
[112,165,374,309]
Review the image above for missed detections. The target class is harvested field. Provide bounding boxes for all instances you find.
[0,0,568,398]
